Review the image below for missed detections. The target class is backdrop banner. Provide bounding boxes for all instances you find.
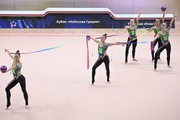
[0,14,174,28]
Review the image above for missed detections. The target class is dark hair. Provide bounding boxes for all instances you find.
[156,18,160,21]
[15,50,20,56]
[103,33,107,38]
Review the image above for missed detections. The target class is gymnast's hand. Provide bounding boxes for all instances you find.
[164,42,168,46]
[4,48,9,53]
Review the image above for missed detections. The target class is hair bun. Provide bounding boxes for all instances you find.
[15,50,21,56]
[103,33,107,38]
[102,33,107,38]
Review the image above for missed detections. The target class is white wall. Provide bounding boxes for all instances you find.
[0,0,179,20]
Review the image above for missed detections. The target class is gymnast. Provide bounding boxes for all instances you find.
[124,11,142,63]
[152,14,177,70]
[4,49,29,109]
[89,34,124,85]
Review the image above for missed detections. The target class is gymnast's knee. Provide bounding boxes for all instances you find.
[5,87,9,92]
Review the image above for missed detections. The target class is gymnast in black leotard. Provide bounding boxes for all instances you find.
[124,11,142,63]
[89,34,124,85]
[4,49,29,109]
[147,11,165,61]
[152,14,177,70]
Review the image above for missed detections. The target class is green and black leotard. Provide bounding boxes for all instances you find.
[98,41,110,58]
[127,25,137,39]
[92,41,111,84]
[5,60,28,108]
[150,25,163,60]
[12,61,22,79]
[154,29,171,69]
[125,25,138,63]
[159,29,169,44]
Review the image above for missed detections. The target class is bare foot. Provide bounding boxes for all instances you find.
[25,105,30,109]
[5,106,10,110]
[132,58,137,61]
[168,65,172,68]
[5,104,11,110]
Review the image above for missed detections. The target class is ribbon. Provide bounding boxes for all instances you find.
[10,36,83,54]
[86,35,90,69]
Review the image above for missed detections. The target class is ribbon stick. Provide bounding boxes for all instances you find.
[116,41,149,44]
[138,31,149,38]
[95,34,119,39]
[115,31,150,44]
[86,35,90,69]
[129,31,149,42]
